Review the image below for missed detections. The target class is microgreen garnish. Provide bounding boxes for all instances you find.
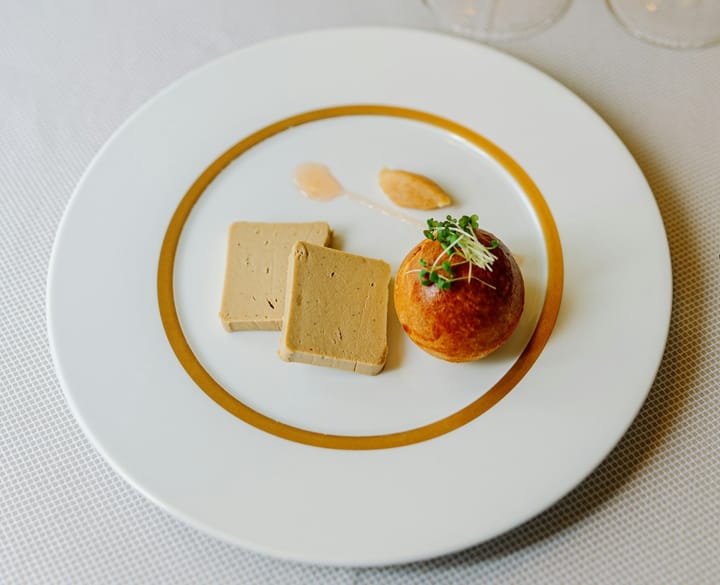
[412,214,499,291]
[419,256,455,290]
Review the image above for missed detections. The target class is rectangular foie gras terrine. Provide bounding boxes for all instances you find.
[219,221,332,331]
[279,241,391,375]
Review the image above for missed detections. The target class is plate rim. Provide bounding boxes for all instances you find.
[46,26,673,566]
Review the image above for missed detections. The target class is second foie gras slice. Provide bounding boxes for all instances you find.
[279,241,391,375]
[219,222,331,331]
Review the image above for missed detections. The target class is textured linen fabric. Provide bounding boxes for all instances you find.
[1,1,718,583]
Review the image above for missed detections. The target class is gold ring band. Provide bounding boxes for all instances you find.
[157,104,564,450]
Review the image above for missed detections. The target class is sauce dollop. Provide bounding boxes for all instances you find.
[293,162,424,227]
[294,163,344,201]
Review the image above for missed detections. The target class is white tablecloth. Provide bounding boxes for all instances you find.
[2,1,718,582]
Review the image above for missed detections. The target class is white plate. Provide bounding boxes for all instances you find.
[47,28,671,566]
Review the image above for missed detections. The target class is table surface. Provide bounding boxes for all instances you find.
[1,1,718,583]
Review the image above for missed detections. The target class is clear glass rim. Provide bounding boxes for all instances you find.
[422,0,573,42]
[606,0,720,49]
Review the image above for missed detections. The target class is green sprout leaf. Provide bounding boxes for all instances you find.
[417,214,498,291]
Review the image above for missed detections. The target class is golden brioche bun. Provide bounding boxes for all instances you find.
[394,229,524,362]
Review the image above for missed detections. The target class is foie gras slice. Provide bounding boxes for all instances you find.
[279,241,391,375]
[219,222,332,331]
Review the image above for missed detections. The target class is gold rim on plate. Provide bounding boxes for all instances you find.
[157,104,564,450]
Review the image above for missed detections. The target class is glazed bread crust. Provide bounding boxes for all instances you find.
[394,229,524,362]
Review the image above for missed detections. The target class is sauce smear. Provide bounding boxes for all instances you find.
[294,163,344,201]
[293,162,424,227]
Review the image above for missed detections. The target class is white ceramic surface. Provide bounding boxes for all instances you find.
[47,28,671,566]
